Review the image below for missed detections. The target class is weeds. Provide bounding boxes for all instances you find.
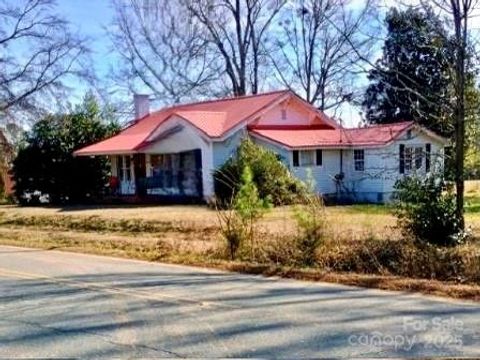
[216,201,244,260]
[216,166,271,260]
[292,172,328,266]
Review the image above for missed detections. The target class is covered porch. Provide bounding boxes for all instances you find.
[109,149,203,200]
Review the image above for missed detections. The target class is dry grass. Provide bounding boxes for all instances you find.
[0,203,400,241]
[465,179,480,194]
[1,181,480,301]
[0,226,478,301]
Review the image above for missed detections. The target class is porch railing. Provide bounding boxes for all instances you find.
[136,169,202,197]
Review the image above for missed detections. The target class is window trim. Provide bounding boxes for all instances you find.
[292,149,323,168]
[117,155,134,182]
[299,150,315,167]
[403,145,424,173]
[353,149,365,172]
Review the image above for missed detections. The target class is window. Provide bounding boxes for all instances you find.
[414,147,423,170]
[117,155,132,181]
[354,149,365,171]
[281,109,287,120]
[292,150,321,167]
[300,150,315,166]
[404,147,413,172]
[150,154,161,176]
[400,145,423,173]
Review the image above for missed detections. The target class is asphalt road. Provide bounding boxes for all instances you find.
[0,245,479,358]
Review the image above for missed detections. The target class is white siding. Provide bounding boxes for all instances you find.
[212,129,246,169]
[290,149,341,195]
[251,137,290,165]
[341,128,445,203]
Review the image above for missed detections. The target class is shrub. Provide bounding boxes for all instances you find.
[216,202,245,260]
[292,173,327,266]
[213,138,305,206]
[217,166,271,259]
[393,175,466,247]
[317,236,479,283]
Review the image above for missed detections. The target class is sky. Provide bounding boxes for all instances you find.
[57,0,372,127]
[59,1,114,80]
[55,0,480,128]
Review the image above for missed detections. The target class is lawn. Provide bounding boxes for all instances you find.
[0,203,399,241]
[0,181,479,301]
[2,199,479,239]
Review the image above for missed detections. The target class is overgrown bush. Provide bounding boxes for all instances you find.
[393,175,466,247]
[214,138,305,206]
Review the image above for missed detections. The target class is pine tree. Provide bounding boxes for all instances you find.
[362,7,454,136]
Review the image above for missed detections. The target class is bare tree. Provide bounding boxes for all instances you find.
[270,0,377,112]
[0,0,90,123]
[183,0,286,96]
[435,0,479,230]
[109,0,220,103]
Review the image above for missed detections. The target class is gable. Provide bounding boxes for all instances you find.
[395,126,448,146]
[141,115,210,153]
[141,120,209,154]
[254,98,315,126]
[248,95,338,129]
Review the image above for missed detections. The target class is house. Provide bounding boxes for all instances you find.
[74,90,447,203]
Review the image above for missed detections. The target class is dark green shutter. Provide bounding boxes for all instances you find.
[293,150,299,167]
[399,144,405,174]
[316,149,322,166]
[425,143,431,172]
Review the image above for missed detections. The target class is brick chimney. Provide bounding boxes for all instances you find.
[134,94,150,120]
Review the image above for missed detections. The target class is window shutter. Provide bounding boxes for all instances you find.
[293,150,299,167]
[425,143,431,172]
[399,144,405,174]
[316,149,322,166]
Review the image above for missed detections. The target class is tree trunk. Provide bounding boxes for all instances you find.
[452,0,467,230]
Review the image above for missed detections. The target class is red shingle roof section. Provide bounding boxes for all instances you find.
[249,122,415,148]
[75,90,294,155]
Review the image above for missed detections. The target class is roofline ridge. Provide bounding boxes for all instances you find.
[146,89,291,118]
[349,121,414,130]
[175,110,227,114]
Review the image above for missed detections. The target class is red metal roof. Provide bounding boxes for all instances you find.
[75,90,299,155]
[249,122,415,148]
[75,90,417,155]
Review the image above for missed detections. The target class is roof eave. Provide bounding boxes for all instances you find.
[74,149,138,157]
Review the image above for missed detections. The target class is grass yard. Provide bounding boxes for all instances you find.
[0,202,397,246]
[0,180,479,301]
[2,200,479,239]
